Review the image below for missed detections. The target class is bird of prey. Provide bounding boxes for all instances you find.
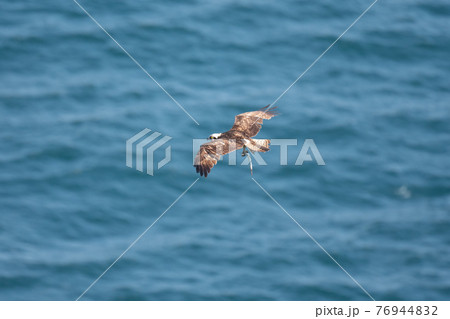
[194,105,278,177]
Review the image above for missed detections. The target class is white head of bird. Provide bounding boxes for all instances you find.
[208,133,222,140]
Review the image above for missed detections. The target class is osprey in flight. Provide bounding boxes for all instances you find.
[194,105,278,177]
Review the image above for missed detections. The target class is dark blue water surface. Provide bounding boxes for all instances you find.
[1,0,449,300]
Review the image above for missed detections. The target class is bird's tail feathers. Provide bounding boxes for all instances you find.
[246,139,270,152]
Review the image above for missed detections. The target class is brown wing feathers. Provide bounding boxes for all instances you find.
[231,105,278,137]
[194,139,242,177]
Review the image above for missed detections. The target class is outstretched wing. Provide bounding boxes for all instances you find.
[194,139,243,177]
[231,105,278,137]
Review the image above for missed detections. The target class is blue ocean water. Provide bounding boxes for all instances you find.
[0,0,449,300]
